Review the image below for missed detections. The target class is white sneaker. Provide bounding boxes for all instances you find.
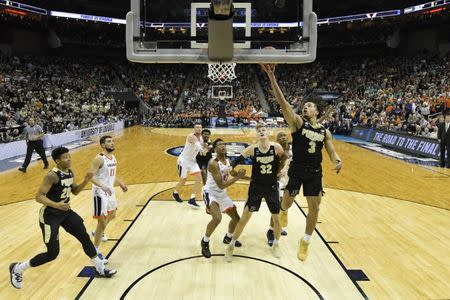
[272,243,281,258]
[225,245,234,263]
[9,263,23,289]
[97,253,109,265]
[91,231,108,242]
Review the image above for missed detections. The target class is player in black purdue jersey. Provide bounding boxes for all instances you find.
[9,147,116,289]
[262,64,342,261]
[224,123,286,262]
[196,129,213,185]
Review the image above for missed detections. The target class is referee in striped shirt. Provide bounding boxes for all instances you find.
[18,118,49,173]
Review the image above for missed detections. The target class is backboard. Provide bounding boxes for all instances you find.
[126,0,317,64]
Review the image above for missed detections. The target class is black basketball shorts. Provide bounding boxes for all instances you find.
[245,181,280,214]
[285,165,323,197]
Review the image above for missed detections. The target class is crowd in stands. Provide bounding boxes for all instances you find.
[120,64,188,128]
[173,65,264,127]
[0,55,136,143]
[1,52,449,143]
[258,55,450,138]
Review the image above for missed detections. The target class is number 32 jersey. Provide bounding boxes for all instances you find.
[251,144,280,186]
[291,118,326,169]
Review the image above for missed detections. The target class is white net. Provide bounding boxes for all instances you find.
[207,62,237,84]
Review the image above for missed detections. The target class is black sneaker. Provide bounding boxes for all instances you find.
[18,167,26,173]
[201,239,211,258]
[43,164,49,169]
[187,198,200,209]
[95,268,117,278]
[172,192,182,203]
[223,235,242,247]
[266,229,275,246]
[281,229,288,236]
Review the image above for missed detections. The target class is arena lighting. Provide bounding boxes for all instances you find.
[0,0,46,15]
[4,0,443,27]
[404,0,450,14]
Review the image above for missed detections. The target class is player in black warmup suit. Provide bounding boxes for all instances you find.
[9,147,116,289]
[225,123,287,262]
[261,64,343,261]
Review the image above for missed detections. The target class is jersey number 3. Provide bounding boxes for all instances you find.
[308,141,316,154]
[260,164,272,174]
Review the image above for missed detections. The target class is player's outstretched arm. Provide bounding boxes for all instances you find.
[261,64,303,131]
[72,172,93,195]
[209,160,246,189]
[324,130,343,174]
[230,145,254,169]
[188,133,205,152]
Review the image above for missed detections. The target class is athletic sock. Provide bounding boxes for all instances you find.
[303,234,311,242]
[15,261,31,273]
[203,236,210,242]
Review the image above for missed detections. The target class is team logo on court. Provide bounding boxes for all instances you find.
[166,142,252,165]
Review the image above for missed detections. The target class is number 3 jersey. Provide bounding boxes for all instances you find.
[251,144,280,186]
[92,153,117,196]
[291,118,326,170]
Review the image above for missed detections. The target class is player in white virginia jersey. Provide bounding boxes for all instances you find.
[172,123,206,209]
[88,135,128,263]
[200,139,247,258]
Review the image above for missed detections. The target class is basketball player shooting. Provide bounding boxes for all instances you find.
[261,63,343,261]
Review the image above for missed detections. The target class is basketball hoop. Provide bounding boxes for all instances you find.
[207,62,237,84]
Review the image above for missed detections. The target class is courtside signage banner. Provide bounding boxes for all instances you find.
[0,121,124,161]
[351,126,441,159]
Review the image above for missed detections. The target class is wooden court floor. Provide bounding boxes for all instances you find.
[0,126,449,299]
